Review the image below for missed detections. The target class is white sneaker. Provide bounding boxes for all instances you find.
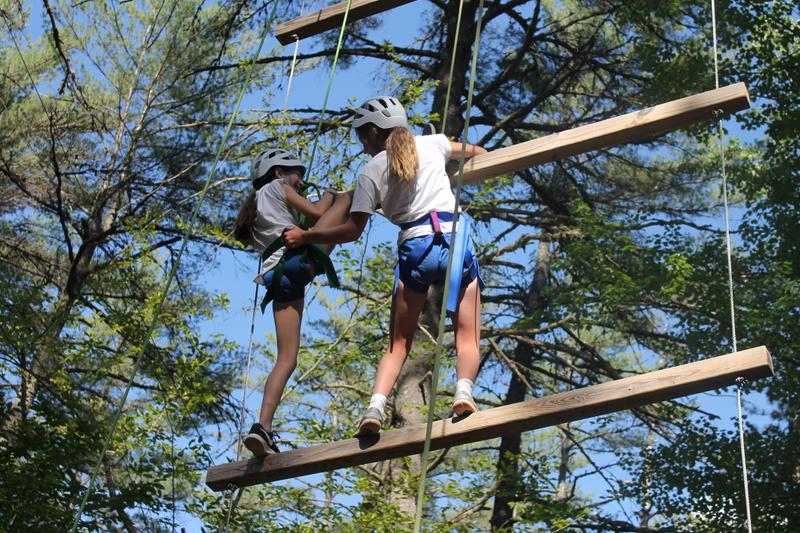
[355,406,383,436]
[452,389,477,416]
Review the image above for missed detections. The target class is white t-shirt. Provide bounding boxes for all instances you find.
[251,178,300,282]
[350,134,459,245]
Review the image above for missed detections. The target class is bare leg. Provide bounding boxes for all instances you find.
[258,298,303,430]
[312,191,353,255]
[452,278,481,382]
[372,280,428,396]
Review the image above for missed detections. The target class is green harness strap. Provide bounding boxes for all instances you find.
[259,235,339,313]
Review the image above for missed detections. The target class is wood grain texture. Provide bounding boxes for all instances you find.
[454,82,750,185]
[275,0,415,45]
[206,346,772,491]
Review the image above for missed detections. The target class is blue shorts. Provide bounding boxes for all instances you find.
[261,252,314,303]
[397,235,481,294]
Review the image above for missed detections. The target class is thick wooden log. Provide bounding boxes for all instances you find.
[454,82,750,185]
[275,0,415,45]
[206,346,772,491]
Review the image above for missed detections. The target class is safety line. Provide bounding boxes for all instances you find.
[413,0,485,530]
[710,1,751,531]
[233,273,262,462]
[304,0,353,178]
[68,1,282,530]
[439,0,465,134]
[221,3,353,529]
[284,36,301,111]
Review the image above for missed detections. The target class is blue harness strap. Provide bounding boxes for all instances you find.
[395,211,471,313]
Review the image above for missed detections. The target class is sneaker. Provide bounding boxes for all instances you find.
[243,423,280,457]
[452,389,478,417]
[355,406,384,436]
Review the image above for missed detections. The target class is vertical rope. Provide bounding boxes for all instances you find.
[413,1,484,530]
[304,0,353,177]
[234,269,262,460]
[284,36,301,111]
[439,0,465,134]
[222,4,353,530]
[710,2,751,531]
[711,0,738,353]
[736,377,753,533]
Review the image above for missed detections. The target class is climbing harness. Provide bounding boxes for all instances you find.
[257,230,340,313]
[396,211,483,312]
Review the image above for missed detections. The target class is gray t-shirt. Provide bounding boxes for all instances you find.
[251,178,300,282]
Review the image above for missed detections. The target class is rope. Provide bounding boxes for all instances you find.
[736,377,753,531]
[221,3,354,530]
[235,273,262,461]
[413,1,485,530]
[303,0,353,178]
[439,0,465,134]
[710,2,752,531]
[284,36,301,111]
[221,262,260,532]
[68,0,282,529]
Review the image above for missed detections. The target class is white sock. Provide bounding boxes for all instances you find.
[368,393,387,413]
[456,378,474,395]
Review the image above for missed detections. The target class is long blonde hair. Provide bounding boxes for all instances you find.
[358,124,419,181]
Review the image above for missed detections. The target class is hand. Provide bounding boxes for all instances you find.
[283,226,306,248]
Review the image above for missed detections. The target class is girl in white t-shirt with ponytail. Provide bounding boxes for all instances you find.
[285,96,486,435]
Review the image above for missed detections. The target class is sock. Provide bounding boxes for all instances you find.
[368,393,387,413]
[456,378,474,396]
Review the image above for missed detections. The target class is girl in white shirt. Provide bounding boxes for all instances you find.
[284,97,486,434]
[234,148,351,454]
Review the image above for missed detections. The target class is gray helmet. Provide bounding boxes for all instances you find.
[250,148,305,183]
[351,96,408,130]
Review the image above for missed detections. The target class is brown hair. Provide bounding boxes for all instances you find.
[233,169,277,245]
[357,124,419,181]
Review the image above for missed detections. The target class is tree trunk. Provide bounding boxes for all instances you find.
[385,283,445,516]
[491,240,551,531]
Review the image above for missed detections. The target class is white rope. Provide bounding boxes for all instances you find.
[736,377,753,533]
[284,36,301,111]
[234,274,262,461]
[225,8,307,530]
[710,2,752,531]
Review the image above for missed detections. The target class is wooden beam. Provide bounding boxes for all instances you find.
[454,82,750,185]
[275,0,415,45]
[206,346,772,491]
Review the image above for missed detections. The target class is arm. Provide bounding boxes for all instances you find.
[284,184,336,224]
[448,141,487,160]
[284,211,371,248]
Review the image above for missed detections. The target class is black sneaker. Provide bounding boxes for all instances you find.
[244,423,280,456]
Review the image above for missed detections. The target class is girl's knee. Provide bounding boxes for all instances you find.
[274,354,298,372]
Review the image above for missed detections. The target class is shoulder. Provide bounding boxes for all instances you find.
[362,152,388,179]
[257,179,287,202]
[417,134,450,154]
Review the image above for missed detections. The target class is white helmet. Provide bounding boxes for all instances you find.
[250,148,305,183]
[351,96,408,130]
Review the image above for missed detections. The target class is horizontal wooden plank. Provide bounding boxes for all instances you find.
[206,346,772,491]
[454,82,751,185]
[275,0,416,45]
